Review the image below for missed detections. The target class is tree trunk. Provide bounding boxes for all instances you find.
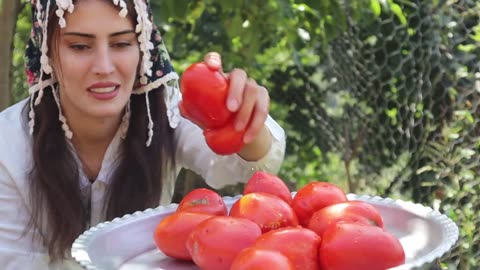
[0,0,21,111]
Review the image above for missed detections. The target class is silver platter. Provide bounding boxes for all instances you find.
[72,193,459,270]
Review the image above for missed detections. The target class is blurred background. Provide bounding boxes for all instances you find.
[1,0,478,268]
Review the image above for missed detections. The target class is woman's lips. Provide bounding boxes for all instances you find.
[88,85,120,100]
[89,86,117,93]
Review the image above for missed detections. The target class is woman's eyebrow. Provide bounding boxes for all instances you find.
[63,30,136,38]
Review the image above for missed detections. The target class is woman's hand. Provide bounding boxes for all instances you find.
[203,52,271,151]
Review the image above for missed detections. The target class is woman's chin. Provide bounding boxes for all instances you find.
[87,107,126,122]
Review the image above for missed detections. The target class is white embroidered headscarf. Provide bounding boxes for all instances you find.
[25,0,181,146]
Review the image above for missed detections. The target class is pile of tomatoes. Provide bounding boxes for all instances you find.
[154,171,406,270]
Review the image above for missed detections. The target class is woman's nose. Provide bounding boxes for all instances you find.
[92,46,115,75]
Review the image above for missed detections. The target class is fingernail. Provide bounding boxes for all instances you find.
[208,59,220,69]
[227,99,239,111]
[211,58,220,66]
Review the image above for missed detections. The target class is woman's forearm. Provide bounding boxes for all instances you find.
[237,125,272,161]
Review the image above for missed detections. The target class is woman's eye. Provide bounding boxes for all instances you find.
[113,42,132,48]
[70,44,90,51]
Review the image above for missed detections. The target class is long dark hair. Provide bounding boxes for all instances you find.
[23,0,176,261]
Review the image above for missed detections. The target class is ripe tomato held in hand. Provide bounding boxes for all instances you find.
[153,211,213,260]
[179,62,233,129]
[308,200,384,237]
[186,216,262,270]
[203,121,245,155]
[291,181,347,226]
[230,247,294,270]
[229,192,299,233]
[319,222,406,270]
[253,227,321,270]
[179,61,247,155]
[177,188,227,216]
[243,171,292,204]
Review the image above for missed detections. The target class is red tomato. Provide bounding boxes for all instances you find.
[253,227,321,270]
[229,192,299,233]
[243,171,292,204]
[176,188,227,216]
[186,216,262,270]
[153,211,213,260]
[230,247,294,270]
[203,121,245,155]
[308,200,384,236]
[179,62,233,129]
[319,222,406,270]
[291,181,347,226]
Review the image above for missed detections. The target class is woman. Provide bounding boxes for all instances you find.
[0,0,286,269]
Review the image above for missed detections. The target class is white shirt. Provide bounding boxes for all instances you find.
[0,99,286,269]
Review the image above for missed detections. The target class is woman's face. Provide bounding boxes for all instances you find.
[53,0,140,124]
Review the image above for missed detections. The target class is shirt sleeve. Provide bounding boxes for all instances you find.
[175,115,286,189]
[0,162,84,270]
[0,162,50,269]
[0,101,56,269]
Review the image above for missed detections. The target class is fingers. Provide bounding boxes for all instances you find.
[225,68,269,144]
[204,52,223,72]
[226,68,247,112]
[241,86,269,144]
[202,52,270,144]
[233,78,260,130]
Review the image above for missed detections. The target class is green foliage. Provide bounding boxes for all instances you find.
[11,4,30,103]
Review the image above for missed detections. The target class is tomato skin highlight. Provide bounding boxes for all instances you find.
[253,227,321,270]
[319,222,406,270]
[229,192,299,233]
[243,171,292,204]
[230,247,295,270]
[291,181,347,226]
[153,211,213,260]
[176,188,228,216]
[308,200,384,236]
[186,216,262,270]
[179,62,233,129]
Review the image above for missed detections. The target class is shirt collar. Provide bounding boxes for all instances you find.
[70,127,124,189]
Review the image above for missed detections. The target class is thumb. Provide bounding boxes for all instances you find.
[204,52,224,74]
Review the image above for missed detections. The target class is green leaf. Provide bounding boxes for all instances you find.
[388,0,407,25]
[457,44,477,52]
[459,149,476,160]
[385,108,398,125]
[303,0,323,12]
[471,23,480,42]
[370,0,382,17]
